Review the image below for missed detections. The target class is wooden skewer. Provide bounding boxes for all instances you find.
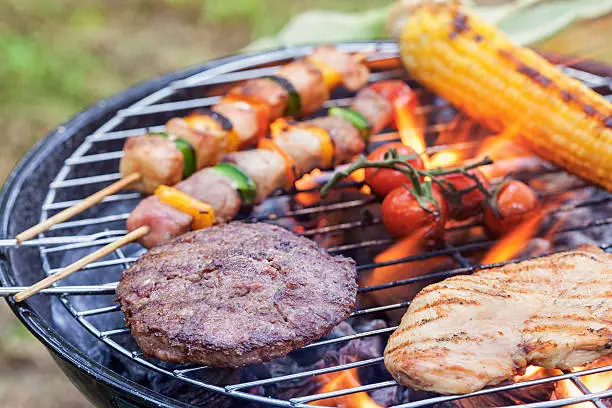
[16,172,142,243]
[13,226,149,302]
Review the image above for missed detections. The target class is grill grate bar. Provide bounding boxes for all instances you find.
[268,197,376,219]
[41,233,127,253]
[0,285,117,297]
[568,376,608,408]
[76,304,121,317]
[117,96,221,118]
[65,151,124,165]
[301,326,397,350]
[100,328,131,337]
[290,380,397,404]
[48,213,130,231]
[47,258,137,274]
[224,357,385,391]
[87,125,166,143]
[44,194,140,211]
[50,173,122,189]
[349,301,411,317]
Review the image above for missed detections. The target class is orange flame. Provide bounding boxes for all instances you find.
[350,168,372,195]
[429,150,464,168]
[515,366,562,383]
[366,231,428,288]
[555,357,612,407]
[395,98,429,167]
[362,231,450,309]
[295,169,323,206]
[313,368,382,408]
[481,209,547,264]
[474,128,538,179]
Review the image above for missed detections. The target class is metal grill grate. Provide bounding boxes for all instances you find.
[2,42,612,407]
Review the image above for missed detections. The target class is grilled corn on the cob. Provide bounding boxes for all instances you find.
[396,2,612,191]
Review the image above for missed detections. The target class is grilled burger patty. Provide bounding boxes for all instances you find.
[116,222,357,367]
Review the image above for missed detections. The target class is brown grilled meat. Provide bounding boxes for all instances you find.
[384,245,612,395]
[116,222,357,367]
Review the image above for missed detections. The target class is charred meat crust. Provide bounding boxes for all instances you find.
[116,222,357,367]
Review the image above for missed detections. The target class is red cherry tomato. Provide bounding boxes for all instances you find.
[442,170,490,220]
[369,80,415,105]
[484,180,539,236]
[382,185,449,239]
[365,143,425,197]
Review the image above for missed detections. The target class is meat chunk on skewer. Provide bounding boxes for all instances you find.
[351,87,393,134]
[165,116,226,169]
[228,78,288,122]
[223,149,287,203]
[309,45,369,91]
[127,168,241,248]
[306,116,364,164]
[119,136,183,195]
[126,196,192,249]
[277,60,329,118]
[174,168,242,222]
[213,102,260,149]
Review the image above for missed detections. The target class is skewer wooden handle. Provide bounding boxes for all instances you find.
[16,173,142,243]
[13,226,149,302]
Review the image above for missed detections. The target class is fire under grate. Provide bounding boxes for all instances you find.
[1,42,611,408]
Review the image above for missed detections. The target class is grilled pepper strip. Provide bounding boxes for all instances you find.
[306,126,335,169]
[328,107,373,141]
[149,133,196,179]
[258,138,299,189]
[306,57,342,90]
[212,163,257,206]
[265,76,301,117]
[155,185,215,230]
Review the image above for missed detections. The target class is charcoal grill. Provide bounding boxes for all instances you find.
[1,41,612,408]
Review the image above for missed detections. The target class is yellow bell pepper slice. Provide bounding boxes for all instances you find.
[155,185,216,230]
[306,57,342,90]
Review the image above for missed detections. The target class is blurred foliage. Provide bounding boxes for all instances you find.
[1,0,393,182]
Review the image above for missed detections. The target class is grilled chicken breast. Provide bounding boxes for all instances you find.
[384,245,612,395]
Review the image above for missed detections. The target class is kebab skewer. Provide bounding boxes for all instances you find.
[15,46,370,243]
[13,80,416,302]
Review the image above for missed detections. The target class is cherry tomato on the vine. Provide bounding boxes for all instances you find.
[442,169,489,220]
[484,180,539,236]
[365,142,425,197]
[381,185,449,239]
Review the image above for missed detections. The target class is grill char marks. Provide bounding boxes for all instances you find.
[116,222,357,367]
[498,50,612,128]
[384,245,612,395]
